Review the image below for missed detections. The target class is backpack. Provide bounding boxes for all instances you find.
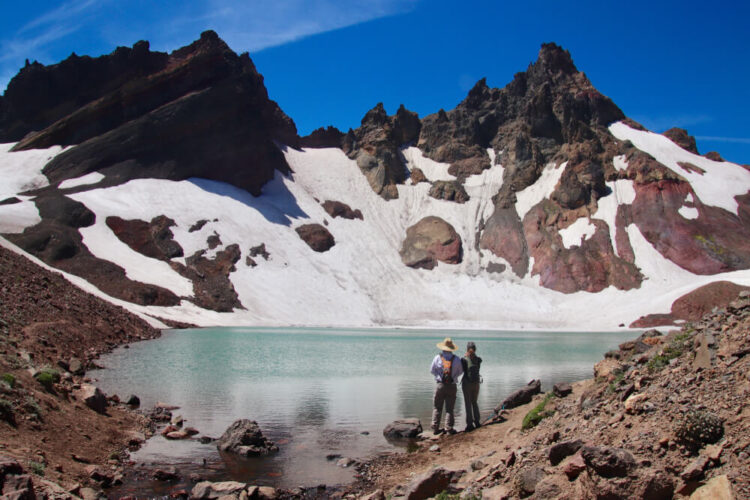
[440,354,454,384]
[464,355,481,383]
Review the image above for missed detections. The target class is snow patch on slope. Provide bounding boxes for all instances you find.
[0,143,60,199]
[592,179,636,257]
[516,162,566,220]
[559,218,596,248]
[401,147,454,181]
[609,122,750,215]
[59,172,105,189]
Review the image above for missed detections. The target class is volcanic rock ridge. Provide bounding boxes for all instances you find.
[1,34,750,328]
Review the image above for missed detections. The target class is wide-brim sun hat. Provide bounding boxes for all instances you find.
[436,337,458,351]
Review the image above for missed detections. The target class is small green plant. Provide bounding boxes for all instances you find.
[0,398,15,425]
[522,392,555,430]
[675,410,724,452]
[646,331,691,373]
[28,461,45,476]
[606,370,626,394]
[34,368,60,391]
[1,373,15,388]
[23,397,42,421]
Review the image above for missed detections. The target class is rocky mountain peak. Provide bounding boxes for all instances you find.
[531,42,578,78]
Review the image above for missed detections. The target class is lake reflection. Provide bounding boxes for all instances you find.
[93,327,635,489]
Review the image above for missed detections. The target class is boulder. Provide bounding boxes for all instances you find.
[216,419,279,456]
[496,379,541,410]
[153,467,179,481]
[68,357,85,375]
[562,452,586,480]
[688,474,735,500]
[383,418,423,439]
[400,467,454,500]
[580,446,636,478]
[638,470,675,500]
[548,439,583,466]
[321,200,363,220]
[680,455,709,481]
[190,481,247,499]
[400,216,462,270]
[78,384,107,414]
[515,466,545,496]
[552,382,572,398]
[359,489,385,500]
[125,394,140,407]
[295,224,335,252]
[428,180,469,203]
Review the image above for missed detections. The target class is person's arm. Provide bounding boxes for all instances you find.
[453,354,464,380]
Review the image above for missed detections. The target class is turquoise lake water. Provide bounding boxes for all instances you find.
[92,326,636,491]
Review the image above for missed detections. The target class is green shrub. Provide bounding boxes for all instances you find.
[1,373,15,388]
[28,461,45,476]
[34,368,60,391]
[675,410,724,452]
[522,392,555,430]
[646,331,691,373]
[0,398,14,425]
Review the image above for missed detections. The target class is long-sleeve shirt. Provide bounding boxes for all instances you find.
[430,351,464,383]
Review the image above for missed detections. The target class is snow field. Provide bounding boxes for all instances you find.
[2,135,750,330]
[609,122,750,215]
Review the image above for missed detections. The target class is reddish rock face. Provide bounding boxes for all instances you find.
[479,207,529,277]
[296,224,335,252]
[632,281,750,327]
[631,180,750,274]
[400,216,462,270]
[300,126,344,148]
[522,201,642,294]
[106,215,183,261]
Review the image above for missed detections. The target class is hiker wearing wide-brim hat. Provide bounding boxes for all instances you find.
[429,337,464,435]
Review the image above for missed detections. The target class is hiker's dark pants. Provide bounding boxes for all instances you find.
[462,381,480,427]
[432,382,457,431]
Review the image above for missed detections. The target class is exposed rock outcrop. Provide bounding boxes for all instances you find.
[5,31,298,197]
[106,215,184,261]
[300,126,345,148]
[400,216,462,269]
[663,127,699,154]
[343,103,421,198]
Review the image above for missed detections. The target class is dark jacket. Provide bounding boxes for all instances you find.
[461,354,482,384]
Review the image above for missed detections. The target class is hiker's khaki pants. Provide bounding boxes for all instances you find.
[432,382,457,431]
[462,381,480,427]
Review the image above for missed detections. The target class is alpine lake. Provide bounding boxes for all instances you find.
[92,326,638,495]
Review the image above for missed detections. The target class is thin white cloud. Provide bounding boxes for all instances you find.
[695,136,750,145]
[632,113,713,132]
[171,0,419,53]
[18,0,99,34]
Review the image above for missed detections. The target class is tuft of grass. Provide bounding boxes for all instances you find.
[606,370,626,394]
[28,461,45,476]
[34,368,60,391]
[1,373,15,388]
[435,492,479,500]
[522,392,555,430]
[646,331,692,373]
[23,396,42,421]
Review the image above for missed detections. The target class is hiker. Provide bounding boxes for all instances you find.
[461,341,482,431]
[430,337,463,434]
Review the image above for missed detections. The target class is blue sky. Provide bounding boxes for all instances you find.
[1,0,748,163]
